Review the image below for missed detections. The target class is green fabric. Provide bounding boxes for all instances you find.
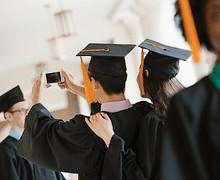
[209,64,220,91]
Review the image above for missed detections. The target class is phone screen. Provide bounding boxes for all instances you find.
[46,72,62,84]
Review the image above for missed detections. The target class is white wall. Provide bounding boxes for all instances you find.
[1,1,216,179]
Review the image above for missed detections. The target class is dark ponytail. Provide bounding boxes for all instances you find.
[144,76,183,120]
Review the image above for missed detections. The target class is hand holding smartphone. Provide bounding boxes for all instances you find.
[43,71,64,85]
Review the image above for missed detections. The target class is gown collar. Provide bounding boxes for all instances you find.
[101,99,132,113]
[209,64,220,91]
[9,129,22,141]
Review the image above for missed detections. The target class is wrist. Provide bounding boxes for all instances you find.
[71,85,85,98]
[103,132,114,147]
[32,95,41,105]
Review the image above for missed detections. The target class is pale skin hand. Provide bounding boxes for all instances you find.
[58,69,86,99]
[32,69,85,105]
[0,121,11,142]
[32,74,43,105]
[85,113,114,147]
[31,74,50,105]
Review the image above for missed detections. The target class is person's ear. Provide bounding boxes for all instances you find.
[4,112,12,121]
[90,77,100,90]
[145,69,149,77]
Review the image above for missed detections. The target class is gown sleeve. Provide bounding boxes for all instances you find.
[0,148,20,180]
[17,103,106,175]
[101,111,163,180]
[101,134,146,180]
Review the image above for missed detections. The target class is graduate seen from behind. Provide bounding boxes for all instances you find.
[85,39,191,180]
[160,0,220,180]
[17,43,158,180]
[0,86,65,180]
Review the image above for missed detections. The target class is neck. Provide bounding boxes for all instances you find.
[99,93,126,104]
[11,127,24,134]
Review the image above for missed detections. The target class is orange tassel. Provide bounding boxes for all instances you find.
[80,57,97,104]
[139,49,145,97]
[179,0,201,63]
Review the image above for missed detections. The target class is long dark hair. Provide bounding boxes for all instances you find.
[144,75,183,120]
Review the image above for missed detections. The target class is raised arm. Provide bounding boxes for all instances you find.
[18,103,106,174]
[58,69,85,99]
[18,74,106,174]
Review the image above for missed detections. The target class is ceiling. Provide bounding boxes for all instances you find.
[0,0,180,72]
[0,0,209,108]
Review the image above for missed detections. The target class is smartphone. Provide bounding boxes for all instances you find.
[45,72,64,84]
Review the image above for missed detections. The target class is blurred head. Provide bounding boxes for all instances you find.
[0,86,27,132]
[175,0,220,57]
[4,101,28,132]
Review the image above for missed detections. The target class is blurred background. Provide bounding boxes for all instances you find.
[0,0,217,179]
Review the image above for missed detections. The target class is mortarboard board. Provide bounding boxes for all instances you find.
[77,43,136,77]
[76,43,135,114]
[138,39,191,96]
[139,39,191,61]
[0,86,25,113]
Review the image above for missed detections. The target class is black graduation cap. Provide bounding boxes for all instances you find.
[0,86,25,113]
[76,43,136,77]
[139,39,191,80]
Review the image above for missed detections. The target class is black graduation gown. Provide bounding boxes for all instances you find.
[161,77,220,180]
[0,136,65,180]
[101,109,163,180]
[18,101,153,180]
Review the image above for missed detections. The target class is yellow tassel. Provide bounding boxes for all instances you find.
[179,0,201,63]
[80,57,97,104]
[139,49,145,97]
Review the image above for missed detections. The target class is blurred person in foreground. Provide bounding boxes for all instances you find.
[160,0,220,179]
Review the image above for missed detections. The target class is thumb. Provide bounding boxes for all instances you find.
[85,118,93,130]
[101,113,110,121]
